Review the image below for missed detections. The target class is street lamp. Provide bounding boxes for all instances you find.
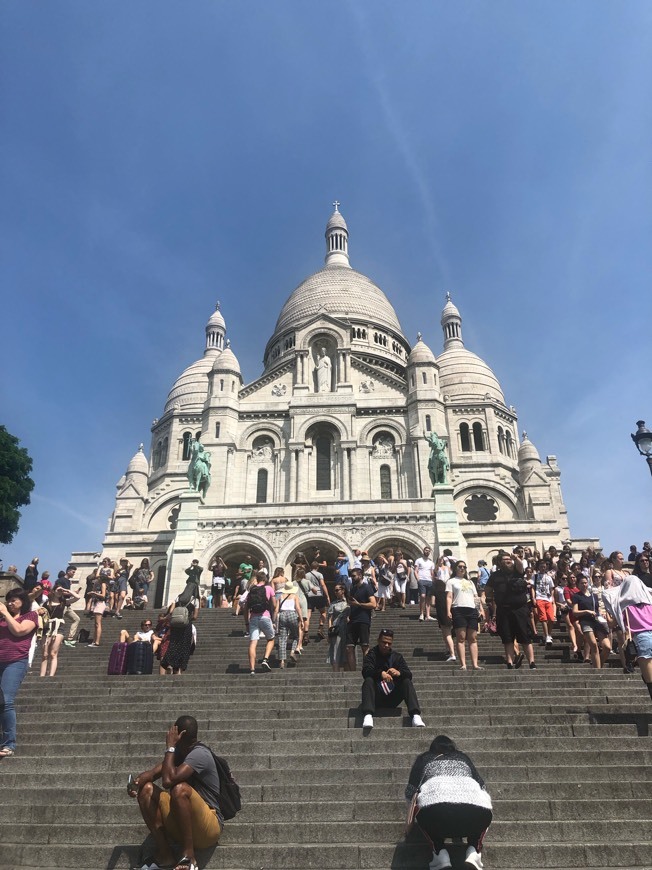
[631,420,652,477]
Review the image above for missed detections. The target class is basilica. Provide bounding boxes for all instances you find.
[73,206,578,604]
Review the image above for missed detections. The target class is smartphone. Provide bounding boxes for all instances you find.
[127,774,136,795]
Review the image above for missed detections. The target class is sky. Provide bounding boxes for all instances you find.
[2,1,651,576]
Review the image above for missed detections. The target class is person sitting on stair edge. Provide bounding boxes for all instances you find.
[361,628,425,729]
[129,715,223,870]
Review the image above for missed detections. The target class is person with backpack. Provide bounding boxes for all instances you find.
[237,571,277,674]
[160,581,199,675]
[130,715,240,870]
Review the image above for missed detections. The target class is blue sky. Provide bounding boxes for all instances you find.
[2,1,651,576]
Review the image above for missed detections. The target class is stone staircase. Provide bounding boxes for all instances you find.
[2,606,652,869]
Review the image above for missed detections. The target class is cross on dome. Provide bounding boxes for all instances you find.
[332,200,340,212]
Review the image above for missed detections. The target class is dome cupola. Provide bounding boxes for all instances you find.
[407,333,437,366]
[212,340,241,376]
[126,443,149,477]
[205,301,226,352]
[441,292,463,349]
[324,201,350,268]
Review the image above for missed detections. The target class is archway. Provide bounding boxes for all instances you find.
[367,536,423,563]
[207,542,270,581]
[283,538,342,582]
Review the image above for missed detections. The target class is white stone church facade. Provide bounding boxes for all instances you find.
[73,206,581,605]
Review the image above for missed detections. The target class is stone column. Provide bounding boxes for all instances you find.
[341,446,349,500]
[163,490,202,604]
[296,448,304,502]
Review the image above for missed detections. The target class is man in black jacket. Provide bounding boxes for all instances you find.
[485,550,536,670]
[361,629,425,729]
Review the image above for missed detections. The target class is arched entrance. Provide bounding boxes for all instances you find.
[207,542,269,580]
[365,536,424,563]
[284,538,343,582]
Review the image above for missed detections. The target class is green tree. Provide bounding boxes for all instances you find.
[0,426,35,545]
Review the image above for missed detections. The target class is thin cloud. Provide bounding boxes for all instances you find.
[349,4,451,284]
[32,493,106,532]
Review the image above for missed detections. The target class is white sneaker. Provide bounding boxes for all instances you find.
[427,616,436,621]
[464,845,484,869]
[362,714,374,729]
[411,714,425,727]
[429,848,452,870]
[446,655,457,662]
[419,615,425,621]
[546,635,553,645]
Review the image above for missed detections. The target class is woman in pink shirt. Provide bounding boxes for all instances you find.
[0,589,38,757]
[603,576,652,699]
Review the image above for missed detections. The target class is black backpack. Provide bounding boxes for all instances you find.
[246,584,268,614]
[196,743,242,820]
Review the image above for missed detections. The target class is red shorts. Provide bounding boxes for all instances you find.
[536,600,555,622]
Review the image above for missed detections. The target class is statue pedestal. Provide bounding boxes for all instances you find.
[163,490,202,605]
[432,485,467,561]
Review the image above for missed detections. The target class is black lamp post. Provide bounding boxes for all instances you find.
[631,420,652,477]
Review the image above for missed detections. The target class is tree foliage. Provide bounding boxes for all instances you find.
[0,425,35,545]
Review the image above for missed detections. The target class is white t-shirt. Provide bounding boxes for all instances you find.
[446,578,476,609]
[534,574,555,602]
[415,558,435,583]
[134,629,154,643]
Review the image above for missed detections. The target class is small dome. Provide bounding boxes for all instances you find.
[126,444,149,476]
[441,297,461,320]
[407,337,437,366]
[326,209,348,232]
[206,303,225,330]
[212,345,241,375]
[164,353,216,413]
[518,433,541,465]
[437,346,505,402]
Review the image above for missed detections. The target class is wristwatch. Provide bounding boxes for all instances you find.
[165,747,176,754]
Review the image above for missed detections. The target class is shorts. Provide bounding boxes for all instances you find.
[418,580,433,597]
[248,615,275,641]
[394,578,407,594]
[496,605,531,645]
[536,600,555,622]
[633,630,652,659]
[117,578,128,594]
[452,606,479,631]
[158,786,222,849]
[579,618,609,639]
[91,601,107,615]
[434,593,452,628]
[346,622,370,647]
[308,594,327,611]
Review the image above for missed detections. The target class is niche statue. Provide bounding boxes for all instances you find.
[316,347,332,393]
[187,437,212,500]
[425,430,450,487]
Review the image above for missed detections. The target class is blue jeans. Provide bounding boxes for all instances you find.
[0,658,29,749]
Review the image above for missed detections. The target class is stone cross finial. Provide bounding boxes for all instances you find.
[332,200,340,212]
[417,332,422,341]
[522,431,528,440]
[446,291,451,302]
[226,339,231,348]
[138,443,144,452]
[215,301,220,310]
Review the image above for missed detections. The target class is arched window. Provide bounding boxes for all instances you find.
[425,414,432,432]
[380,464,392,499]
[505,430,514,458]
[460,423,471,452]
[422,371,427,384]
[153,440,162,469]
[497,426,505,455]
[160,437,169,465]
[472,422,485,451]
[256,468,268,504]
[182,432,192,461]
[315,434,332,490]
[215,422,220,438]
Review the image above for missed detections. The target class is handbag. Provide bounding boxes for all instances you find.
[170,606,189,627]
[624,610,638,667]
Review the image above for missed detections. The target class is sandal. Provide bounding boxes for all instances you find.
[0,747,15,758]
[175,859,198,870]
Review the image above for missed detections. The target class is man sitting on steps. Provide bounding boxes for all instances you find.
[361,629,425,729]
[129,715,223,870]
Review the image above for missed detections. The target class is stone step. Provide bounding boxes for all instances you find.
[2,840,652,868]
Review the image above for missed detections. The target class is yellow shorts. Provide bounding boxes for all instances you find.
[158,787,222,849]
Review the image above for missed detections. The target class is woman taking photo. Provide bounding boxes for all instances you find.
[41,584,79,676]
[0,589,38,757]
[87,571,107,648]
[326,583,350,672]
[446,561,482,670]
[405,734,492,870]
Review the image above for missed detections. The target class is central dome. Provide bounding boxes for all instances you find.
[274,266,405,337]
